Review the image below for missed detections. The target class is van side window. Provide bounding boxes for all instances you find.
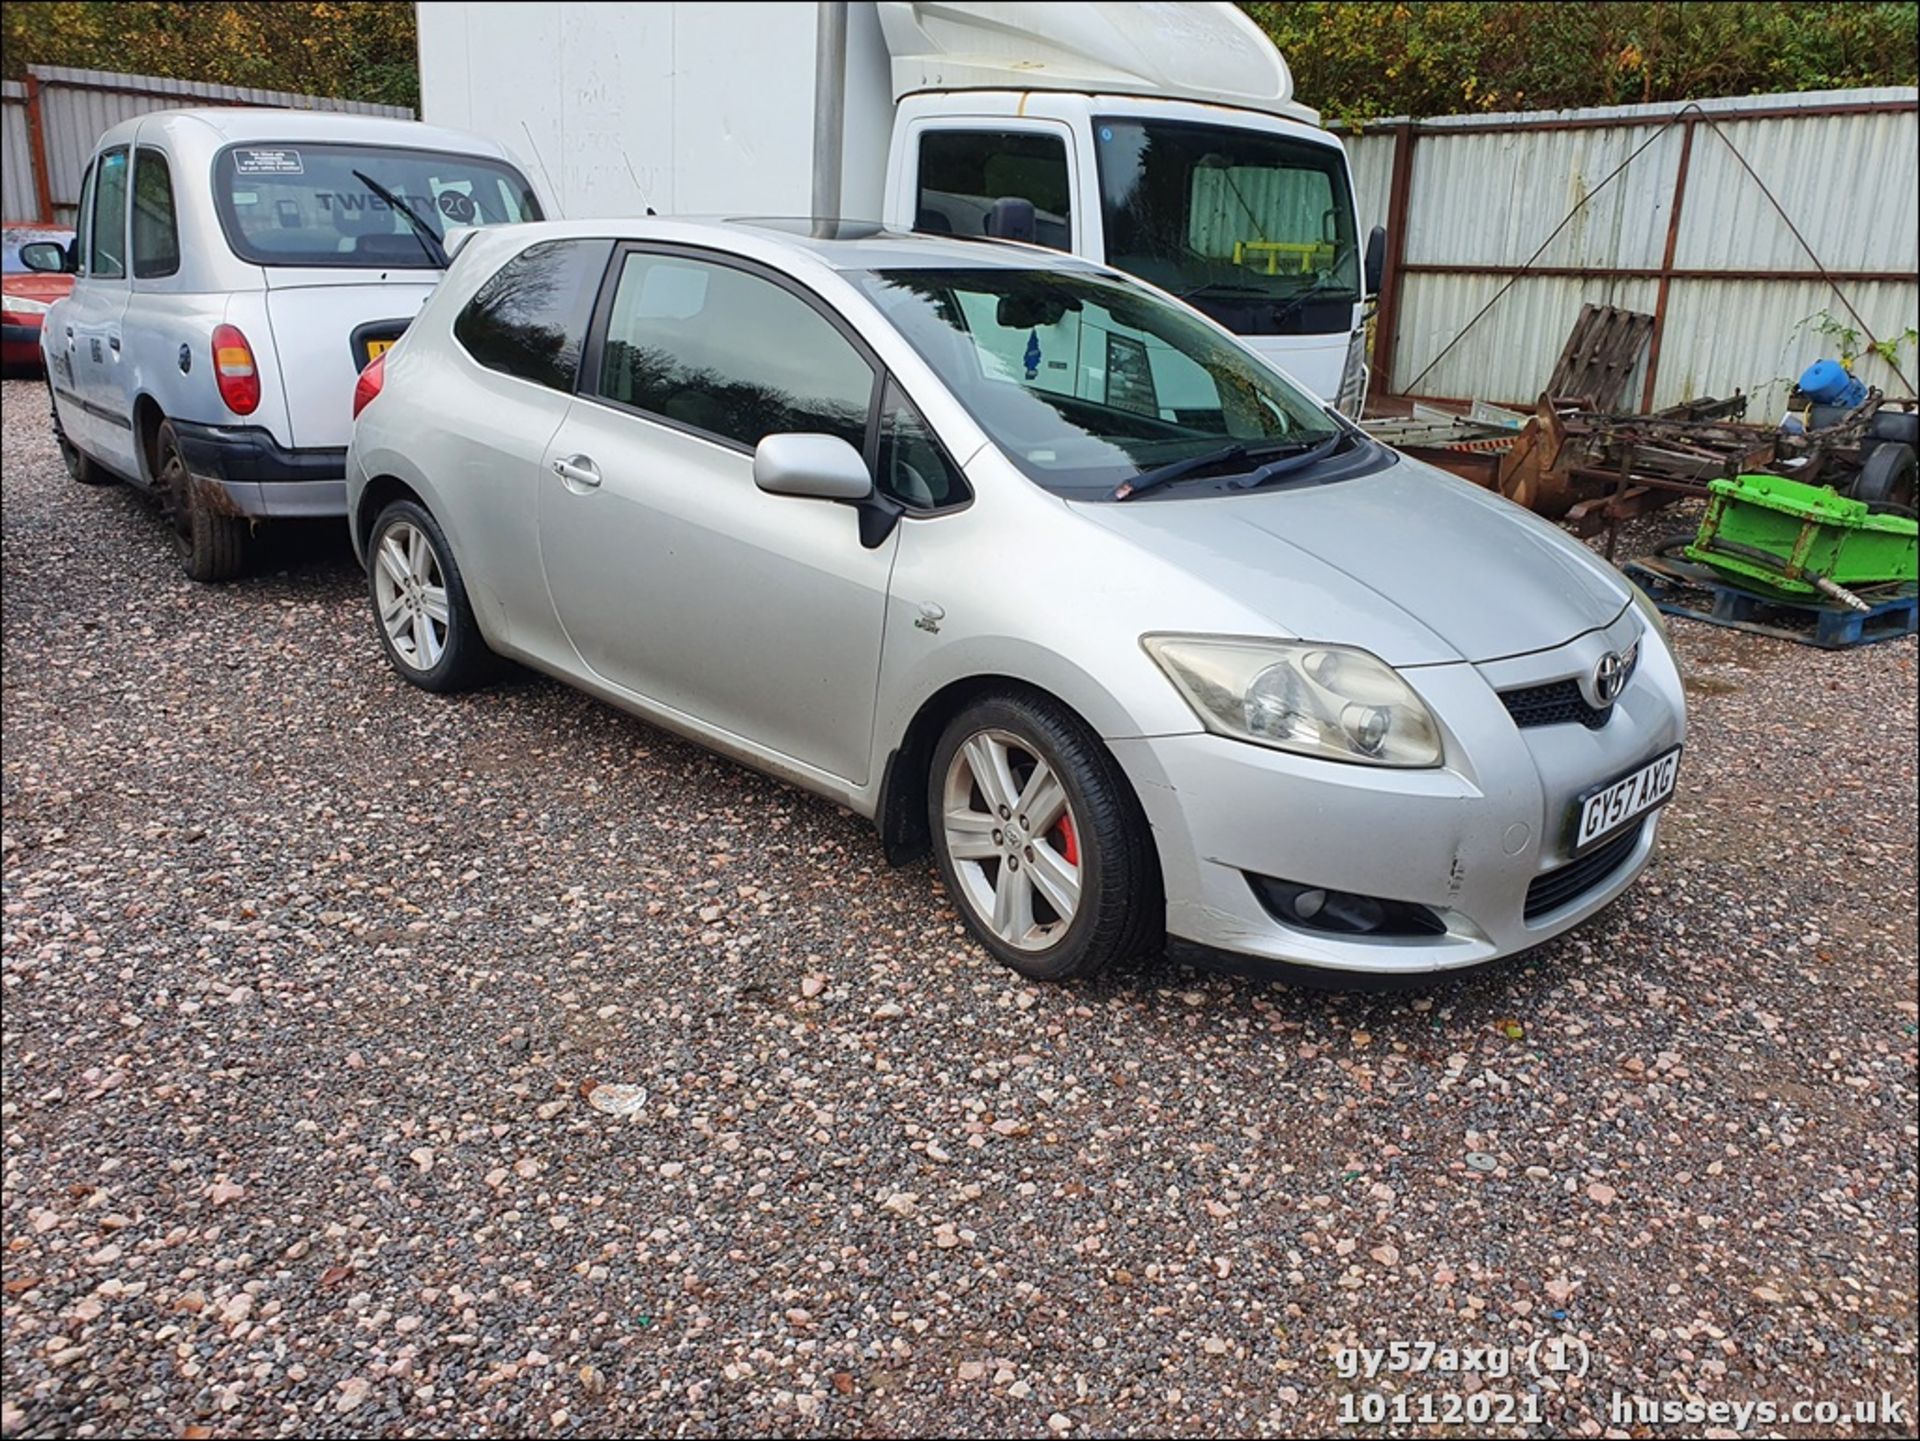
[593,252,876,453]
[453,239,614,392]
[917,130,1071,251]
[876,379,968,510]
[132,148,180,279]
[90,147,130,280]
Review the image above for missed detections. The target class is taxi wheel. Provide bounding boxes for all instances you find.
[158,419,249,582]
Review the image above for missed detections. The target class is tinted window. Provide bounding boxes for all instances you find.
[132,148,179,279]
[454,239,613,392]
[90,148,129,279]
[877,380,967,510]
[595,252,875,452]
[917,130,1071,251]
[214,142,542,268]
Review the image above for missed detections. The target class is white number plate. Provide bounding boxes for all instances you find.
[1573,747,1681,853]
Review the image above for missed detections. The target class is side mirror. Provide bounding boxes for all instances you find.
[753,432,873,502]
[984,196,1036,243]
[1363,225,1387,297]
[19,241,72,274]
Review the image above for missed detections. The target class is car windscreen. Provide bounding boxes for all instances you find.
[1095,118,1358,338]
[852,266,1341,498]
[213,143,541,268]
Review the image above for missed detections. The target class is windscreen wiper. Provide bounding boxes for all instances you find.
[351,169,449,268]
[1112,443,1245,501]
[1226,430,1350,490]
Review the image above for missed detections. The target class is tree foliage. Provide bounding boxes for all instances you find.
[1241,2,1920,121]
[1,2,419,110]
[4,2,1913,122]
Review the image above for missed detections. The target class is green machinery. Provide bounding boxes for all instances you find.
[1686,473,1917,607]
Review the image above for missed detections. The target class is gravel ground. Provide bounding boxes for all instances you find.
[3,376,1915,1439]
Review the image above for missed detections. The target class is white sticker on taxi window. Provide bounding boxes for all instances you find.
[232,148,304,176]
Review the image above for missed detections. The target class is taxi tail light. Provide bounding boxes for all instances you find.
[211,324,260,415]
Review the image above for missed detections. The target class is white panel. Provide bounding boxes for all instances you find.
[560,2,678,215]
[1341,129,1395,237]
[3,86,35,221]
[1655,278,1918,416]
[840,0,899,220]
[1392,273,1660,406]
[1405,122,1682,271]
[670,2,818,216]
[1674,108,1920,273]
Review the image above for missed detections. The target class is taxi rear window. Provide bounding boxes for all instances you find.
[215,142,541,268]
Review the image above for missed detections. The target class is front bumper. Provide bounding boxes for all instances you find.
[171,420,347,519]
[1113,611,1685,980]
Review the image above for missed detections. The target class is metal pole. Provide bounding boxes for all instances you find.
[23,74,56,223]
[811,2,848,232]
[1641,118,1696,413]
[1369,121,1416,400]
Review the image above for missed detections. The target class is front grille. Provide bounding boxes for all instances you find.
[1525,819,1646,920]
[1501,678,1611,730]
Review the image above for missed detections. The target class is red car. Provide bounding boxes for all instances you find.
[2,225,75,374]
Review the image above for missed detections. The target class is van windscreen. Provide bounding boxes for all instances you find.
[214,142,541,268]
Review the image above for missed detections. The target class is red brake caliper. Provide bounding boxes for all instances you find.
[1056,813,1079,866]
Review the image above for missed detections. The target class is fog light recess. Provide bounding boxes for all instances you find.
[1247,874,1447,937]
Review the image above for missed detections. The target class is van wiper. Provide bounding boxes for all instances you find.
[351,170,449,268]
[1226,430,1350,490]
[1112,440,1305,501]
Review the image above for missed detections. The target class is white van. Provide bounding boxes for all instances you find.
[28,109,546,579]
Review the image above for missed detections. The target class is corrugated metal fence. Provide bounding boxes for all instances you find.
[2,65,410,227]
[1339,88,1920,417]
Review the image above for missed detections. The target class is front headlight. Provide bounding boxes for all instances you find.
[3,295,51,316]
[1144,635,1443,767]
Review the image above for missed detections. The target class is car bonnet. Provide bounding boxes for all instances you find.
[1074,455,1631,667]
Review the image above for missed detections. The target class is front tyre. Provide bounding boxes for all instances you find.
[367,499,495,692]
[929,692,1161,981]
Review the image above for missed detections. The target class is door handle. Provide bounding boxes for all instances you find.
[108,335,121,352]
[551,454,601,489]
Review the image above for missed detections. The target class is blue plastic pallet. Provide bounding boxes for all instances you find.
[1624,555,1918,650]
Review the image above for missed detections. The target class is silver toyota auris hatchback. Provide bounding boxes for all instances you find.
[345,218,1684,985]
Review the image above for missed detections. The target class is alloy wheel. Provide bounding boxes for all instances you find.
[941,728,1083,952]
[373,520,451,671]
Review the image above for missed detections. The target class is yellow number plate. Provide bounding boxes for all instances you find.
[365,338,395,361]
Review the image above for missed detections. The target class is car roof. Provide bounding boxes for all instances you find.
[480,215,1107,275]
[95,107,523,160]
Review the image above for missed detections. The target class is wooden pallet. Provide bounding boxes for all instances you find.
[1624,554,1918,649]
[1547,303,1654,412]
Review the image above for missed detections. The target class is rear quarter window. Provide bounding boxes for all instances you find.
[454,239,614,393]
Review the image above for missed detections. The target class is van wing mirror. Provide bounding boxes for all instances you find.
[1363,225,1387,297]
[19,241,72,274]
[984,196,1036,243]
